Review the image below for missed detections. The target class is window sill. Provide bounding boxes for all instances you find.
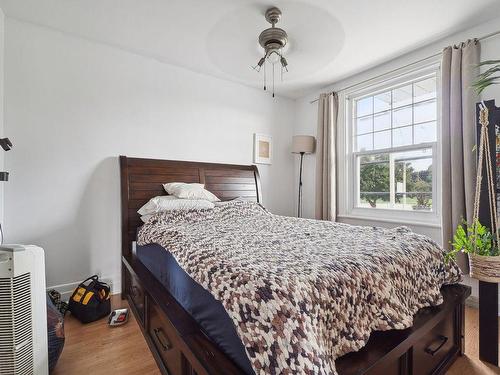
[337,213,442,229]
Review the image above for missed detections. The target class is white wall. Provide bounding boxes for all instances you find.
[3,18,296,294]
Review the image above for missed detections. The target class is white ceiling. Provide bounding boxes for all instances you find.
[1,0,499,98]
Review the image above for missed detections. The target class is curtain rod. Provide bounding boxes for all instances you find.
[309,29,500,104]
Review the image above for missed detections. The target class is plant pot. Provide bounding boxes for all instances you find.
[468,253,500,283]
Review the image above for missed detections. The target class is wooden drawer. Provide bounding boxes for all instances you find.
[183,331,244,375]
[412,309,457,375]
[149,298,184,375]
[125,268,146,325]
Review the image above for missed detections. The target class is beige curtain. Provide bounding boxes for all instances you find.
[441,39,480,271]
[315,92,338,221]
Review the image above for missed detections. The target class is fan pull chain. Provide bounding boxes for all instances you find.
[272,63,275,98]
[263,62,267,91]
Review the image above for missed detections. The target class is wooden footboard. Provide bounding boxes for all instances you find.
[123,253,470,375]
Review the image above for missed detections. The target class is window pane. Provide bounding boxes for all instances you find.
[414,99,436,123]
[357,148,433,211]
[414,77,436,103]
[359,153,389,164]
[356,134,373,151]
[374,92,391,113]
[356,97,373,117]
[356,115,373,135]
[359,154,390,209]
[414,121,437,143]
[393,106,412,127]
[393,126,412,147]
[393,149,433,211]
[374,111,391,132]
[374,130,391,150]
[393,85,412,108]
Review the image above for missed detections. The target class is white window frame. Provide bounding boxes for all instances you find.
[337,59,442,227]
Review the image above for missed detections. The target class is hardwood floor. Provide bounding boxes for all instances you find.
[52,295,160,375]
[53,298,499,374]
[447,307,500,375]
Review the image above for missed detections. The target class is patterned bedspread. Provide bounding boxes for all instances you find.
[137,200,461,375]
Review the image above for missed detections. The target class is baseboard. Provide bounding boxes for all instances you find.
[465,295,500,316]
[47,277,117,301]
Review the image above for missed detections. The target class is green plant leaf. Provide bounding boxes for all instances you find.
[446,218,496,262]
[472,59,500,94]
[473,75,500,94]
[480,66,500,78]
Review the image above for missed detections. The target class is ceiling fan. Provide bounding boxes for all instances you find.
[253,7,289,98]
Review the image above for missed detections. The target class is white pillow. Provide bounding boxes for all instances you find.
[163,182,220,202]
[137,195,215,222]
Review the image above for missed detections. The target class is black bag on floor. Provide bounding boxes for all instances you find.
[68,275,111,323]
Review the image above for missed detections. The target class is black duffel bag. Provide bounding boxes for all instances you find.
[68,275,111,323]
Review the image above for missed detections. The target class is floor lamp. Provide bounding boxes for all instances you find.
[292,135,315,218]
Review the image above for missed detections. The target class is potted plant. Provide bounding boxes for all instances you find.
[446,219,500,282]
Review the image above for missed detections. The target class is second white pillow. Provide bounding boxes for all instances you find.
[163,182,220,202]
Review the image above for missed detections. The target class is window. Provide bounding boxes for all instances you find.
[342,67,440,224]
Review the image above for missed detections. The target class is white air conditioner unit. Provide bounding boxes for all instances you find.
[0,245,48,375]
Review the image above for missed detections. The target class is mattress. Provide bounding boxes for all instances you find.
[136,242,254,375]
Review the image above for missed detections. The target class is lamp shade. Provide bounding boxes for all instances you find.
[292,135,315,154]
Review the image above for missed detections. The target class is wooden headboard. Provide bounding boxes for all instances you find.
[119,156,262,259]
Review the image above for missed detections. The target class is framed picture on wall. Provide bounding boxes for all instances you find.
[253,133,272,164]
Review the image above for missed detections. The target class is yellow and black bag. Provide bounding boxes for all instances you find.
[68,275,111,323]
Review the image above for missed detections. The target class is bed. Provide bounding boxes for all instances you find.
[120,155,470,375]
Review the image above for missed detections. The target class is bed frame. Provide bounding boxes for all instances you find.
[120,155,471,375]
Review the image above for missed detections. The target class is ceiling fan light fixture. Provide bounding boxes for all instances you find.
[253,57,266,72]
[280,56,288,71]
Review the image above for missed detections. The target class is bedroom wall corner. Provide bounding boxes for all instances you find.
[2,17,296,296]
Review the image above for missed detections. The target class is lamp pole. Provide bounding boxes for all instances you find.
[297,152,304,218]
